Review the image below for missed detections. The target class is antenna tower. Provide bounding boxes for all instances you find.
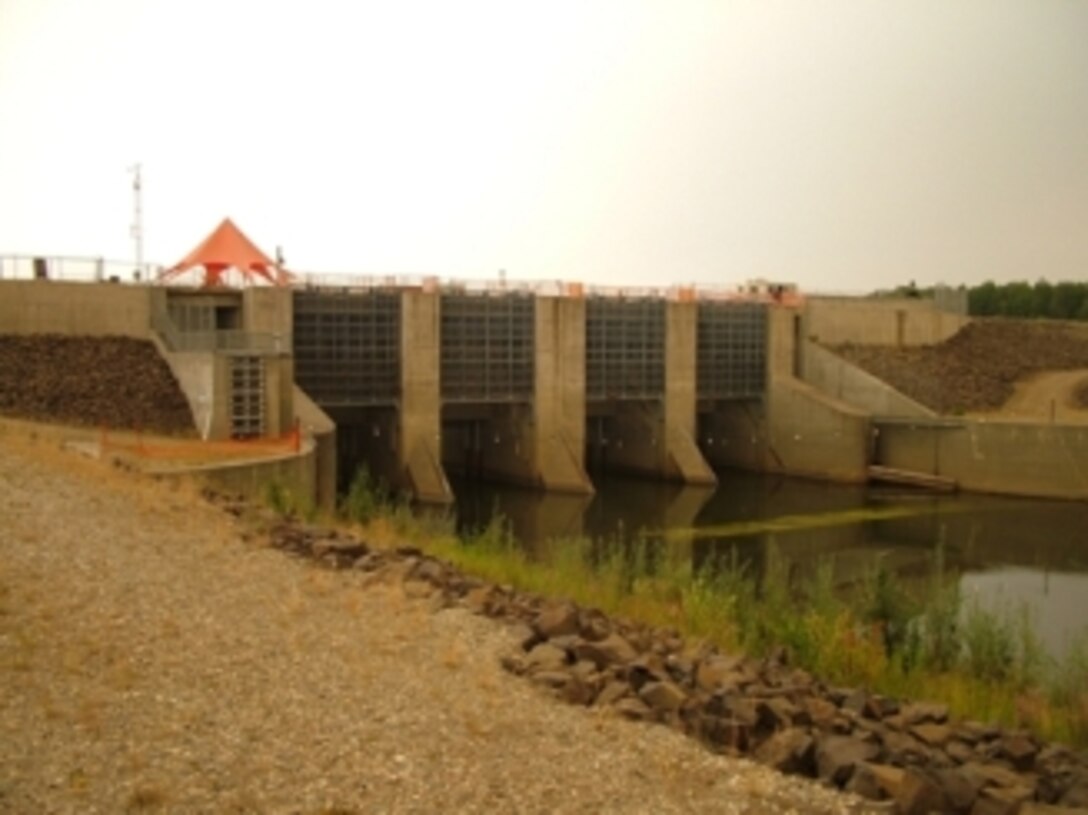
[128,163,143,277]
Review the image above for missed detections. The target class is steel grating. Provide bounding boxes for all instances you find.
[230,355,265,438]
[696,302,767,399]
[440,293,534,402]
[292,290,401,406]
[585,297,665,400]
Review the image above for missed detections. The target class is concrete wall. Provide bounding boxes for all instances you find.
[663,301,716,485]
[802,342,934,418]
[767,378,872,482]
[878,420,1088,500]
[170,443,319,508]
[0,280,152,338]
[699,400,768,473]
[156,344,218,439]
[262,355,295,436]
[530,295,593,493]
[242,287,293,340]
[293,386,337,513]
[700,380,872,483]
[399,290,453,503]
[804,296,968,348]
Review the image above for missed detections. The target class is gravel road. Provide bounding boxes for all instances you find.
[0,435,876,815]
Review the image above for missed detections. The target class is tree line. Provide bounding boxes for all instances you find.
[884,280,1088,320]
[967,280,1088,320]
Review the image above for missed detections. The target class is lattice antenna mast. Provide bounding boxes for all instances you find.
[128,163,143,277]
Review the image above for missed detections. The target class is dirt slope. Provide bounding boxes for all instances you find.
[834,319,1088,415]
[0,335,195,434]
[0,437,865,815]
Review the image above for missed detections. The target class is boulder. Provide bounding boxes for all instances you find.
[694,654,745,692]
[530,670,572,690]
[701,717,750,753]
[525,642,569,673]
[815,734,882,786]
[613,697,652,721]
[596,680,630,707]
[562,674,597,706]
[803,696,841,730]
[902,701,951,726]
[995,734,1039,772]
[577,609,613,642]
[573,633,638,669]
[410,557,446,583]
[850,764,948,815]
[754,728,816,775]
[961,761,1031,791]
[534,603,581,639]
[912,722,954,748]
[932,766,984,813]
[881,730,932,767]
[638,681,686,714]
[971,784,1034,815]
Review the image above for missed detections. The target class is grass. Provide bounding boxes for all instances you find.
[286,467,1088,748]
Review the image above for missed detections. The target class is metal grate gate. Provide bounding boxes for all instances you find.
[292,291,401,407]
[696,302,768,399]
[440,293,534,402]
[230,355,265,438]
[585,297,665,400]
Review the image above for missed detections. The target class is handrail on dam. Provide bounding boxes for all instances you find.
[151,303,287,355]
[1,253,802,306]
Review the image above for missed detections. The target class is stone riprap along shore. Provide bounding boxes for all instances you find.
[260,508,1088,815]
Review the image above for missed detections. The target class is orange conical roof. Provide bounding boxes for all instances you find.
[162,218,291,287]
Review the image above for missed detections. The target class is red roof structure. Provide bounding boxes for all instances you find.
[161,218,291,288]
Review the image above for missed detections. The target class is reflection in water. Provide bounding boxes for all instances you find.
[450,471,1088,657]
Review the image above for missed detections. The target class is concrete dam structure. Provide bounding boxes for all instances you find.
[291,286,769,503]
[9,271,1085,503]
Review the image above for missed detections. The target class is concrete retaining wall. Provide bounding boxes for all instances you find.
[802,342,934,418]
[700,379,871,483]
[878,419,1088,500]
[0,280,152,338]
[176,442,318,508]
[768,378,872,482]
[804,297,968,348]
[293,386,337,513]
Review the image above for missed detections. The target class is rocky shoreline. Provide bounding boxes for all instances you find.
[237,499,1088,815]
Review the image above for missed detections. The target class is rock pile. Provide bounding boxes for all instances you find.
[834,319,1088,415]
[0,334,194,434]
[236,501,1088,815]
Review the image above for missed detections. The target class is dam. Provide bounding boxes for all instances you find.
[3,260,1086,509]
[290,284,769,501]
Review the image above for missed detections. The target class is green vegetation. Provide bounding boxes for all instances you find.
[298,469,1088,746]
[883,279,1088,320]
[968,280,1088,320]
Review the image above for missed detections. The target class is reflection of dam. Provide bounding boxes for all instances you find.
[456,470,1088,600]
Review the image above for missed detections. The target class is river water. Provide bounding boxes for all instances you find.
[449,470,1088,659]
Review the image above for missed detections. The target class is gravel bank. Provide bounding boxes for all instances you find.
[0,437,872,815]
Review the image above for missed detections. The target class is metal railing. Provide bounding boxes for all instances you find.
[0,254,163,284]
[2,253,808,304]
[151,303,287,355]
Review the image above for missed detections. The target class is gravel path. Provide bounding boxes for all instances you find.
[0,436,874,815]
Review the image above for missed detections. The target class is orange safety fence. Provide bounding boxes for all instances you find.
[100,420,302,462]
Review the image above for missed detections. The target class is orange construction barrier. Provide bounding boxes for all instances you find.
[100,420,302,463]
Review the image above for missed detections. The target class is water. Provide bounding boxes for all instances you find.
[449,470,1088,659]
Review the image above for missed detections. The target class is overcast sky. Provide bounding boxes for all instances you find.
[1,0,1085,292]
